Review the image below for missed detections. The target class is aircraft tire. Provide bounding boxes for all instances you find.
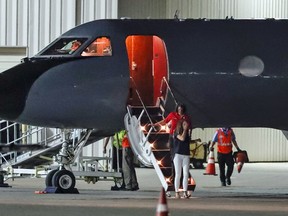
[45,169,59,187]
[114,177,124,188]
[192,160,204,169]
[52,169,76,193]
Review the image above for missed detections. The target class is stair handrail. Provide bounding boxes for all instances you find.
[0,121,62,145]
[5,127,61,145]
[0,121,63,166]
[128,77,157,145]
[0,121,20,144]
[0,152,11,166]
[160,76,178,106]
[129,77,156,127]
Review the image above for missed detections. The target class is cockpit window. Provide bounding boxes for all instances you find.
[40,38,87,56]
[81,37,112,57]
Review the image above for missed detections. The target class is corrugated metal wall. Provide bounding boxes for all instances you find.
[80,0,118,23]
[118,0,288,20]
[118,0,166,19]
[166,0,288,19]
[0,0,118,56]
[192,128,288,162]
[0,47,26,72]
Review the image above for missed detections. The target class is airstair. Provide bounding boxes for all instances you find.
[0,122,64,168]
[0,123,120,183]
[125,78,196,192]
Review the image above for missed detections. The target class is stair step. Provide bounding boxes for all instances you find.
[148,134,169,149]
[125,99,197,193]
[152,149,170,152]
[160,167,173,178]
[139,116,163,125]
[143,125,168,134]
[187,184,196,191]
[152,151,172,168]
[167,184,196,192]
[130,106,162,116]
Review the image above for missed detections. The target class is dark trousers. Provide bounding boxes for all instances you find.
[122,147,138,189]
[168,135,175,183]
[217,152,234,183]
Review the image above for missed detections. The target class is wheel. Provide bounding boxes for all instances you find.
[45,169,58,187]
[52,169,76,193]
[114,177,124,188]
[192,160,204,169]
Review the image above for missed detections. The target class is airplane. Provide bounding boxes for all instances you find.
[1,18,288,193]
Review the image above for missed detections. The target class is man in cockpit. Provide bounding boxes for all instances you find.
[69,40,81,53]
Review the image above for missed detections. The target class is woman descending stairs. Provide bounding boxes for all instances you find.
[124,105,196,193]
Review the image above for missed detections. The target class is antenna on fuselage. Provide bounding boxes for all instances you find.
[174,10,179,20]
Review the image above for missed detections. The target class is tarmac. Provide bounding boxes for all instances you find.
[0,162,288,216]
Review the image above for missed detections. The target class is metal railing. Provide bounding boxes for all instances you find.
[0,120,62,145]
[0,120,63,164]
[129,77,156,127]
[160,76,178,108]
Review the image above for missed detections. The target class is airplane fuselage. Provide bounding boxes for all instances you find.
[1,18,288,133]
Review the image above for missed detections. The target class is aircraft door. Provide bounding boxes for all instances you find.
[126,35,168,106]
[153,36,168,104]
[126,36,153,106]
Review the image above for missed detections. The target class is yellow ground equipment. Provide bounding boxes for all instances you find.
[190,139,208,169]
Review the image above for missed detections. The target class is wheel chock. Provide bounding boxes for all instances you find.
[44,186,79,194]
[34,190,47,194]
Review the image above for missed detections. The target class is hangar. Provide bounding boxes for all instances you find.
[0,0,287,179]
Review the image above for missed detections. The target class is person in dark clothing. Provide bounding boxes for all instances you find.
[210,128,241,186]
[121,132,139,191]
[173,119,191,199]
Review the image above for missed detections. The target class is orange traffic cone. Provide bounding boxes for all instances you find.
[235,151,248,173]
[203,150,217,175]
[156,187,169,216]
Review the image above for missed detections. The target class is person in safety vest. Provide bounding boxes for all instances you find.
[104,130,126,191]
[153,103,191,153]
[210,128,241,186]
[103,130,125,154]
[120,132,139,191]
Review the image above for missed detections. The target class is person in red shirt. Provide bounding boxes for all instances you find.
[154,103,191,154]
[210,128,241,186]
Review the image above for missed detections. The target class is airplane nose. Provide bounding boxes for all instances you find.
[0,58,61,121]
[0,62,37,121]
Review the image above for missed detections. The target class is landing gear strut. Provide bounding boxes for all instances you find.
[44,129,92,193]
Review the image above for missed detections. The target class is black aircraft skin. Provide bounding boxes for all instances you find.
[1,18,288,136]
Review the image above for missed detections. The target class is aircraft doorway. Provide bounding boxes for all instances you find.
[126,35,168,106]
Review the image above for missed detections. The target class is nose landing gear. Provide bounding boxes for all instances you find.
[44,129,92,193]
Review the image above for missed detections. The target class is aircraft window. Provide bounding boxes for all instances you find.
[81,37,112,57]
[40,38,87,55]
